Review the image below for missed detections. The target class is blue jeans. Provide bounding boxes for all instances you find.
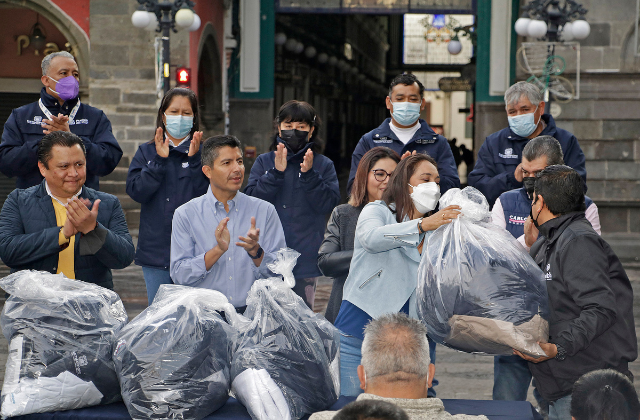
[339,333,364,397]
[142,266,173,305]
[339,332,438,397]
[493,355,548,414]
[548,394,571,420]
[493,355,532,400]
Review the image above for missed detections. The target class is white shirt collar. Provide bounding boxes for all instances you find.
[165,133,191,148]
[45,181,82,206]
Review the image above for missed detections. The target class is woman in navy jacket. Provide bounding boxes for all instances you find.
[126,88,209,304]
[245,100,340,309]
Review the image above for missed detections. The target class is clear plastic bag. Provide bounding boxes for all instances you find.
[231,248,340,420]
[0,271,127,418]
[113,285,237,420]
[417,187,550,357]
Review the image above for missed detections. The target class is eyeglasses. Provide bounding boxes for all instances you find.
[372,169,393,182]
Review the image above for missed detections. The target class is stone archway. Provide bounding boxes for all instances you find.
[197,22,224,134]
[0,0,90,91]
[621,20,640,72]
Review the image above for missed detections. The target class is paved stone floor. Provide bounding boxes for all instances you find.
[0,264,639,407]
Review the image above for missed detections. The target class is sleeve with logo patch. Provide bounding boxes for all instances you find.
[347,137,371,194]
[435,137,461,194]
[126,146,168,204]
[553,236,617,357]
[243,153,285,201]
[467,140,520,206]
[82,111,123,177]
[0,110,39,178]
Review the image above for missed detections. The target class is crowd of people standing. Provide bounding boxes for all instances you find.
[0,52,637,420]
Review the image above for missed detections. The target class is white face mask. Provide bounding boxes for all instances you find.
[409,182,440,214]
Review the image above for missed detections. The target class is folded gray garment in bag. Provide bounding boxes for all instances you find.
[445,314,549,357]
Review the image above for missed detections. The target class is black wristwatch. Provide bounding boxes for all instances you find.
[555,344,567,361]
[248,246,263,260]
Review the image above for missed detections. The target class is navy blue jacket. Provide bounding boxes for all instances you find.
[0,181,135,289]
[499,187,593,239]
[468,114,586,207]
[126,139,209,269]
[244,142,340,278]
[0,88,122,190]
[347,119,460,194]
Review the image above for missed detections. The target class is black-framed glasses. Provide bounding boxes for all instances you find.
[372,169,392,182]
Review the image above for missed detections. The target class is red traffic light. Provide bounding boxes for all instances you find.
[176,67,191,86]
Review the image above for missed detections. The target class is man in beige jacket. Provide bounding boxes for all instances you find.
[310,313,487,420]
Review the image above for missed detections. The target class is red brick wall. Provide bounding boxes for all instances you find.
[190,0,225,92]
[51,0,90,37]
[0,9,70,79]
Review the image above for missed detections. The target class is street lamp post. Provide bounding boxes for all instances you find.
[131,0,201,94]
[514,0,590,112]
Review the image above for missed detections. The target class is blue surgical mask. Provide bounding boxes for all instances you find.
[508,106,540,138]
[164,114,193,139]
[391,102,421,126]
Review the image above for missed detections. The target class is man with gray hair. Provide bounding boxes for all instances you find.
[490,135,600,409]
[0,51,122,190]
[310,313,487,420]
[468,81,586,207]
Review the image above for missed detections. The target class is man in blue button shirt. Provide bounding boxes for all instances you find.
[170,135,286,311]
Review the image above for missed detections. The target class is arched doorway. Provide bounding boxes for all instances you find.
[0,0,89,205]
[197,23,224,134]
[0,0,90,90]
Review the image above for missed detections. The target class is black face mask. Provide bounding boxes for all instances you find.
[530,196,541,229]
[523,177,536,199]
[280,129,309,154]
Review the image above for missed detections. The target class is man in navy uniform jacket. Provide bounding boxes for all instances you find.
[347,73,460,194]
[0,51,122,190]
[468,81,586,207]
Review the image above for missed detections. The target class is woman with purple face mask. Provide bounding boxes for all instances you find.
[244,100,340,309]
[126,88,209,305]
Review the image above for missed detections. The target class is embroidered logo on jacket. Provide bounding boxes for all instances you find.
[498,148,518,159]
[415,138,436,144]
[26,116,43,125]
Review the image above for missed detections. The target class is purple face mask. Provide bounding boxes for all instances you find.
[48,75,79,101]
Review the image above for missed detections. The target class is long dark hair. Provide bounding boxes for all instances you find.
[270,100,323,153]
[348,147,400,208]
[382,153,438,223]
[152,87,200,142]
[571,369,640,420]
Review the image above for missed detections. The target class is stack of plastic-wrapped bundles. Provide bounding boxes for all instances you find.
[0,248,339,420]
[231,249,341,420]
[0,271,127,418]
[417,187,550,357]
[113,286,237,420]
